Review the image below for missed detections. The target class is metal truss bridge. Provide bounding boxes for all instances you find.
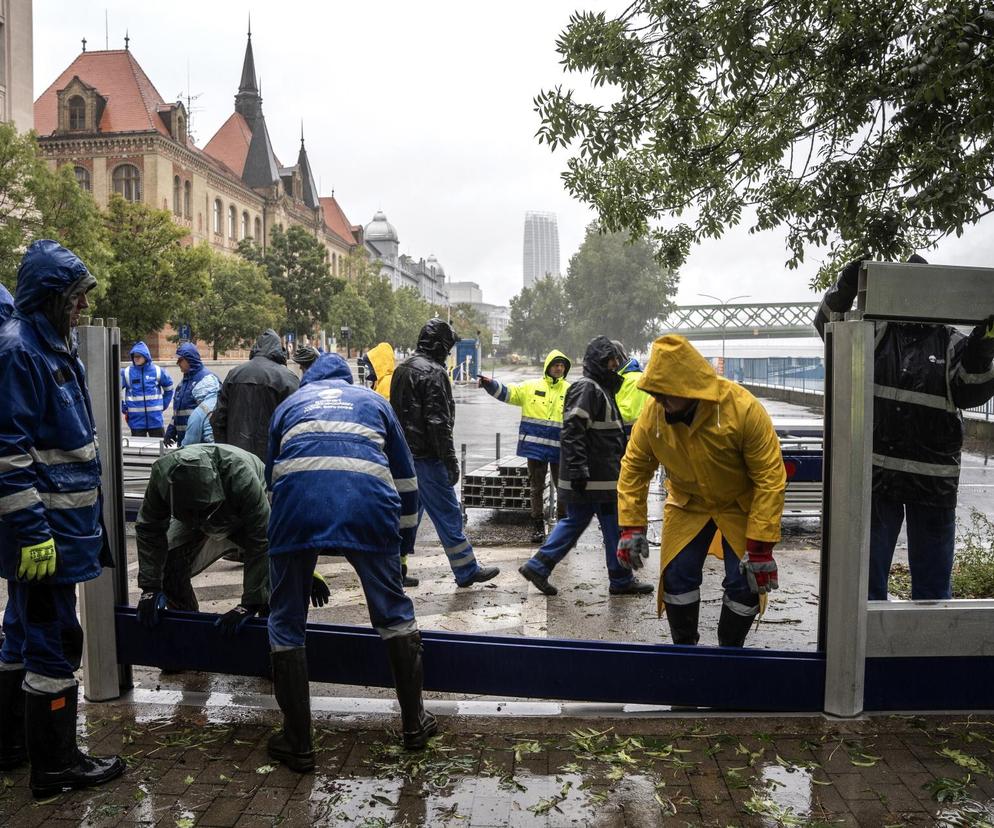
[661,302,819,340]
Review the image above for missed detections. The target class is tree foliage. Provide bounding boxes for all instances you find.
[326,284,375,352]
[536,1,994,286]
[0,124,109,293]
[509,226,676,359]
[177,247,284,359]
[239,224,343,336]
[392,286,433,350]
[100,196,208,344]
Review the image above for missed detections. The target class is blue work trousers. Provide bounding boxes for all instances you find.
[0,581,82,678]
[267,551,417,650]
[412,458,481,585]
[663,520,758,614]
[869,495,956,600]
[524,501,632,589]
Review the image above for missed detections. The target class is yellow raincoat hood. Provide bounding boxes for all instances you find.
[366,342,395,401]
[619,335,786,615]
[637,335,720,402]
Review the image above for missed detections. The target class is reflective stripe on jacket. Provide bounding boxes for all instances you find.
[485,349,571,463]
[266,353,419,556]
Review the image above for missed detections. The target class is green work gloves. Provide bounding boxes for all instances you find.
[18,538,57,580]
[310,571,330,607]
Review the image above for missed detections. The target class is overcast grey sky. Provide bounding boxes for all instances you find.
[34,1,993,309]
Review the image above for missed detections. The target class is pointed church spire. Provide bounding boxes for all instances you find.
[296,122,319,209]
[235,23,262,123]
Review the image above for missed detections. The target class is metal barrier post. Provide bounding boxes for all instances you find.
[77,321,127,701]
[460,443,467,524]
[496,432,501,460]
[822,318,874,717]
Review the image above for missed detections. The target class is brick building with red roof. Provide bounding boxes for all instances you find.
[33,32,363,356]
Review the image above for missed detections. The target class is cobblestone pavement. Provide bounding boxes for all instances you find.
[3,706,994,826]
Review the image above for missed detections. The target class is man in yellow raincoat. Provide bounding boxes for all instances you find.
[478,349,571,542]
[616,335,785,647]
[359,342,396,401]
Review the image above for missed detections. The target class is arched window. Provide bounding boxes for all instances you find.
[68,96,86,130]
[112,164,141,202]
[254,217,262,241]
[213,198,223,235]
[241,211,249,240]
[228,205,237,239]
[173,176,181,215]
[183,181,191,218]
[73,166,91,192]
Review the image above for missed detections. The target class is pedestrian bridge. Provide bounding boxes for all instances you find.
[661,302,819,340]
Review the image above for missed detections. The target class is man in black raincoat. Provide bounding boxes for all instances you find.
[212,329,299,462]
[815,255,994,599]
[390,319,499,587]
[519,336,654,597]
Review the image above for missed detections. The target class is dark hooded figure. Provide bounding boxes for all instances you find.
[390,319,499,587]
[519,336,655,598]
[0,240,126,797]
[211,329,299,462]
[815,254,994,600]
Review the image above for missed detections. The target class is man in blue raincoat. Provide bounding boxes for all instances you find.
[265,353,436,771]
[163,341,215,447]
[120,340,174,437]
[0,240,125,797]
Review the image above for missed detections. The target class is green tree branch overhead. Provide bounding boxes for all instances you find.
[536,1,994,287]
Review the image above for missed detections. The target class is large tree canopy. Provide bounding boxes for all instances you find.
[536,1,994,286]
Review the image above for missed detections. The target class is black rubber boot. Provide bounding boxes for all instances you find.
[717,603,756,648]
[267,648,315,772]
[664,601,701,645]
[26,684,125,799]
[609,578,654,596]
[386,632,438,751]
[518,564,557,596]
[529,519,546,544]
[0,668,27,771]
[457,565,500,587]
[401,563,419,588]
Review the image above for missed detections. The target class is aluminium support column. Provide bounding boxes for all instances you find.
[822,318,874,717]
[77,321,124,701]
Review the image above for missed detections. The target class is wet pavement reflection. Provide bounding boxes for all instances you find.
[4,707,994,826]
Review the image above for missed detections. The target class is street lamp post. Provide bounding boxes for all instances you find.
[697,293,750,375]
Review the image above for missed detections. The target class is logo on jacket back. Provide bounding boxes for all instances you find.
[304,386,354,414]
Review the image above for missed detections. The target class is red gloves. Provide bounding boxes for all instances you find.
[616,527,650,570]
[739,539,778,594]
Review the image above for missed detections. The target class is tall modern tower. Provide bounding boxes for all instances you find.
[522,211,560,289]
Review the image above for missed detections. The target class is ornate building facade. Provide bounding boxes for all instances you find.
[32,31,363,353]
[364,210,449,306]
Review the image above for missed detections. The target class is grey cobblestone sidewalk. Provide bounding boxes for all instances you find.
[3,707,994,826]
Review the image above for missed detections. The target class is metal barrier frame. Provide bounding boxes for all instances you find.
[76,263,994,712]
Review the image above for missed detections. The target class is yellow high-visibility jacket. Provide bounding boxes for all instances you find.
[616,357,649,436]
[366,342,395,402]
[485,349,571,463]
[617,335,786,614]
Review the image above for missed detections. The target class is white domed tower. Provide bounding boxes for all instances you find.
[365,210,399,260]
[425,253,445,279]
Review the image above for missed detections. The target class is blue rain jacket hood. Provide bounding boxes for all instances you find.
[266,356,419,557]
[0,283,13,323]
[0,245,104,584]
[300,352,354,386]
[121,341,174,432]
[130,340,153,363]
[14,239,93,315]
[621,356,642,374]
[176,342,204,375]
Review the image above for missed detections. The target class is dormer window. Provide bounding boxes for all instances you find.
[68,96,86,130]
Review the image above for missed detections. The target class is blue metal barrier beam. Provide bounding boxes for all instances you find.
[115,607,826,711]
[864,657,994,711]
